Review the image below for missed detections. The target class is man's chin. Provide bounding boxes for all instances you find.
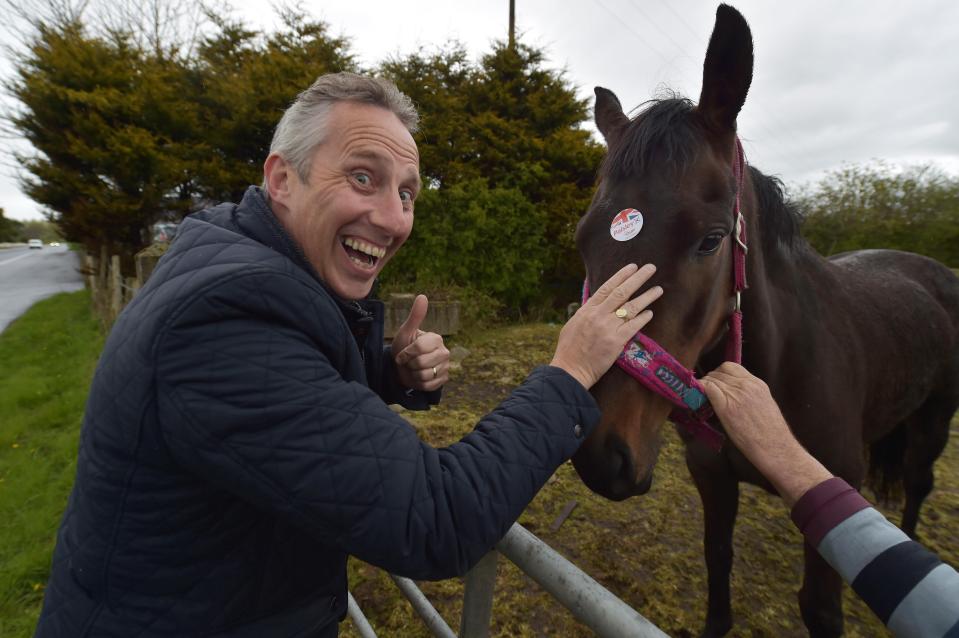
[328,274,376,301]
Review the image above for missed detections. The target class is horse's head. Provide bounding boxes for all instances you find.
[572,5,754,500]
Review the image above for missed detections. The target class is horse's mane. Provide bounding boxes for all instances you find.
[600,96,805,254]
[601,97,701,180]
[749,167,805,252]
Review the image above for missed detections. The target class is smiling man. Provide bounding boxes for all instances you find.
[34,73,664,637]
[264,96,421,302]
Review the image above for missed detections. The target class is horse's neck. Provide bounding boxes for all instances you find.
[736,219,842,382]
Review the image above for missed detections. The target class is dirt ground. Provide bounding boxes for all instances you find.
[346,324,959,637]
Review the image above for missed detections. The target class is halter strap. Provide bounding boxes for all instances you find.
[582,138,748,453]
[727,138,748,363]
[580,281,725,451]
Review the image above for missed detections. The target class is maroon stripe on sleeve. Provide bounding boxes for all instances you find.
[791,477,871,546]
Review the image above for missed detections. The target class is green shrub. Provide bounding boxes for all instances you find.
[383,179,548,311]
[798,162,959,266]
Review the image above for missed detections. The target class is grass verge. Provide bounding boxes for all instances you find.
[0,290,103,637]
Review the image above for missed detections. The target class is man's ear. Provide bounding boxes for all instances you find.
[263,154,294,211]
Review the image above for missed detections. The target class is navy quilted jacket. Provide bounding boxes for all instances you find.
[36,187,601,637]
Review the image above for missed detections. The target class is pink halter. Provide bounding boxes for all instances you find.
[582,139,747,452]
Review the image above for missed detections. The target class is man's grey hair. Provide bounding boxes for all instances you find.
[263,72,419,191]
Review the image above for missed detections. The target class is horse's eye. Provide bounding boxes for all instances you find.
[698,233,725,255]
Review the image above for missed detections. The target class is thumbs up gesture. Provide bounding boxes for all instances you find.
[393,294,450,391]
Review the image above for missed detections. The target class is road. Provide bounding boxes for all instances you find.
[0,244,84,334]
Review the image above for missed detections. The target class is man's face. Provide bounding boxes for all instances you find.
[270,101,420,300]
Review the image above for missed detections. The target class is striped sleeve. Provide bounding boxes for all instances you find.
[792,478,959,638]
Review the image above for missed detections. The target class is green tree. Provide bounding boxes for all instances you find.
[0,209,26,242]
[381,41,603,310]
[387,179,547,309]
[380,45,482,189]
[9,19,198,255]
[799,162,959,266]
[20,220,62,243]
[468,43,603,303]
[8,5,356,257]
[191,9,356,204]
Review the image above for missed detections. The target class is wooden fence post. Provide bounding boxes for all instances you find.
[97,246,109,316]
[85,254,96,295]
[110,255,122,321]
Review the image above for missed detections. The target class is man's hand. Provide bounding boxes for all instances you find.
[550,263,662,389]
[393,295,450,392]
[701,362,832,506]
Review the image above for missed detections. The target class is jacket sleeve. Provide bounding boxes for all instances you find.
[792,477,959,637]
[154,269,600,580]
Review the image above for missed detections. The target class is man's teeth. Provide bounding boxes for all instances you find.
[344,237,386,259]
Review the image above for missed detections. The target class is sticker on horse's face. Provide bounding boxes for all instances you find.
[610,208,644,241]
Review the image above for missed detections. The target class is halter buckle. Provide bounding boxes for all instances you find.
[734,291,742,312]
[734,212,748,253]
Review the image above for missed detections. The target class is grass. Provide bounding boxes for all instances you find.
[1,308,957,637]
[346,323,959,638]
[0,290,103,637]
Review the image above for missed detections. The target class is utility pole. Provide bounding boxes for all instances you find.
[508,0,515,49]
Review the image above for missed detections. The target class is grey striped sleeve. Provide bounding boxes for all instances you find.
[887,564,959,638]
[816,506,959,637]
[816,507,909,581]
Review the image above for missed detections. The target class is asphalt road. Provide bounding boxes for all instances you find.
[0,244,84,334]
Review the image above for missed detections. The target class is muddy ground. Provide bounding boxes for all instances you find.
[346,324,959,637]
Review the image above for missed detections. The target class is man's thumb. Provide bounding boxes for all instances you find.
[700,377,725,413]
[395,294,428,348]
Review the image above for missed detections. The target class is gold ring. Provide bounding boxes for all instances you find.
[432,366,438,379]
[615,307,629,320]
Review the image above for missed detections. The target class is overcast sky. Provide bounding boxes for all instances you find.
[2,0,957,221]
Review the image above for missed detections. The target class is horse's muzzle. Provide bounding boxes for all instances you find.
[572,434,653,500]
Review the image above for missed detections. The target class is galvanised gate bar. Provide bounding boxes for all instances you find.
[347,522,668,638]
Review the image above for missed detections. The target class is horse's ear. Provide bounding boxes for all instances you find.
[697,4,753,133]
[594,86,628,143]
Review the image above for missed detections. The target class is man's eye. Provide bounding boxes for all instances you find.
[399,190,414,203]
[353,173,371,186]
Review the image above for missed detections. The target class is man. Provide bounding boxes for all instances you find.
[35,72,662,636]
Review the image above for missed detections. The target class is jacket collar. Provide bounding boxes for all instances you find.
[233,186,317,279]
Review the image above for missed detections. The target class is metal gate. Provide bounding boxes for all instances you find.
[347,522,668,637]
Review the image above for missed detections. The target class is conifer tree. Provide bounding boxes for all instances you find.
[381,40,603,309]
[0,209,25,242]
[10,19,197,254]
[191,9,355,204]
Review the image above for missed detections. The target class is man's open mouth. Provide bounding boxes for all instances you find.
[342,237,386,269]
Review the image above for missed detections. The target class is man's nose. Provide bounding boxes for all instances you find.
[370,191,410,235]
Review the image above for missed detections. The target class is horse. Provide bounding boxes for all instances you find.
[571,5,959,637]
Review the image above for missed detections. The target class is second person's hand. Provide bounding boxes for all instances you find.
[551,263,662,389]
[701,362,832,506]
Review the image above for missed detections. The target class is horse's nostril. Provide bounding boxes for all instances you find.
[606,436,638,499]
[572,431,646,500]
[611,437,636,481]
[605,444,624,478]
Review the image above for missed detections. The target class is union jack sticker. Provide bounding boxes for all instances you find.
[610,208,644,242]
